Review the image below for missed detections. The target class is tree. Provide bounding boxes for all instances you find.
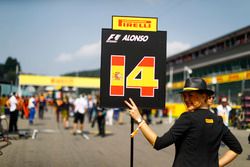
[4,57,21,73]
[0,57,21,84]
[0,63,4,79]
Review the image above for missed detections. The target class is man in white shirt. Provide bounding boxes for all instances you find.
[28,96,36,124]
[7,92,18,132]
[217,97,232,127]
[72,94,88,135]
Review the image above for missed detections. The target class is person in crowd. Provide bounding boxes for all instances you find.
[28,95,36,125]
[38,94,46,120]
[2,94,10,115]
[125,77,242,167]
[87,95,94,123]
[61,96,70,129]
[68,96,75,117]
[113,108,120,123]
[207,95,216,113]
[237,111,245,129]
[23,96,29,119]
[217,97,232,127]
[141,108,152,124]
[16,95,24,119]
[155,109,163,124]
[6,92,19,133]
[72,94,88,135]
[55,98,63,123]
[118,108,125,125]
[0,95,7,114]
[96,95,106,137]
[106,108,113,126]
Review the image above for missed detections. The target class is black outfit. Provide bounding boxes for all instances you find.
[154,109,242,167]
[96,106,106,137]
[9,110,18,132]
[55,100,63,123]
[38,100,46,119]
[62,102,70,117]
[74,112,85,124]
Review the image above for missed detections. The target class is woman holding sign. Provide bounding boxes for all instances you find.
[125,77,242,167]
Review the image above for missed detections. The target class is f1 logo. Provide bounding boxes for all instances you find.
[106,34,121,43]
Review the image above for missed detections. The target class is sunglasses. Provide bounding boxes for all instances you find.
[209,96,215,99]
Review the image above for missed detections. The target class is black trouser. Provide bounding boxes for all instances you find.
[97,116,105,137]
[9,110,18,132]
[39,106,44,119]
[20,110,24,119]
[88,108,94,123]
[0,120,3,136]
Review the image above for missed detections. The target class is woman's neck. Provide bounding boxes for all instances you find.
[199,104,209,109]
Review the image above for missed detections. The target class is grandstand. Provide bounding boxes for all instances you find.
[166,25,250,105]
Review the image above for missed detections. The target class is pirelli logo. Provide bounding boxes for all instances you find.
[205,118,214,124]
[112,16,158,32]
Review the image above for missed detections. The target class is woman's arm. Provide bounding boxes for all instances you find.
[124,98,157,146]
[138,121,158,146]
[219,120,242,166]
[219,150,238,167]
[125,98,191,149]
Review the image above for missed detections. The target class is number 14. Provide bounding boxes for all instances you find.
[110,55,159,97]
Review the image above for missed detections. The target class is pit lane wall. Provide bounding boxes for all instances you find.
[19,74,100,88]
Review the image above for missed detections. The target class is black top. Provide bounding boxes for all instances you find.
[154,109,242,167]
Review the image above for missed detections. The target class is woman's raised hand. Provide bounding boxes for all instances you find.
[124,98,142,123]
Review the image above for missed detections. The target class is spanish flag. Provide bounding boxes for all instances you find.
[110,55,125,96]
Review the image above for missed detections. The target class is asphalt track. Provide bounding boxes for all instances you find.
[1,109,249,167]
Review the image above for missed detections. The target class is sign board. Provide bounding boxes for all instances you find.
[19,74,100,88]
[112,16,158,32]
[100,29,166,108]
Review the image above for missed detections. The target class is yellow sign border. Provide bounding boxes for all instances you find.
[112,16,158,32]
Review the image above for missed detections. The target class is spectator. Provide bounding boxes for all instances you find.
[217,97,232,126]
[55,98,63,123]
[96,95,106,137]
[38,94,46,119]
[87,95,94,123]
[72,94,87,135]
[106,108,113,126]
[61,96,70,129]
[6,92,19,133]
[207,95,215,113]
[0,95,7,114]
[28,95,36,125]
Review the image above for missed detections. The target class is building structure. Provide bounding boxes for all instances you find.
[167,25,250,105]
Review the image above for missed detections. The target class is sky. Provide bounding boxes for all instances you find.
[0,0,250,76]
